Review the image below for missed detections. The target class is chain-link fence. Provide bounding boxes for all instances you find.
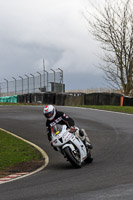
[0,71,65,97]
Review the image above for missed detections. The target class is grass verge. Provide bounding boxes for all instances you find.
[78,105,133,114]
[0,129,43,172]
[0,102,133,114]
[0,102,36,106]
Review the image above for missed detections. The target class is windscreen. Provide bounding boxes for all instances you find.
[51,124,63,135]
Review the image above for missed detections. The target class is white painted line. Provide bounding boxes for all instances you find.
[85,107,133,117]
[0,128,49,184]
[63,106,133,117]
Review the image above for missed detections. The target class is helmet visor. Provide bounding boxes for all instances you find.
[44,110,54,119]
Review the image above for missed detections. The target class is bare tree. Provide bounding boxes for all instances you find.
[85,0,133,96]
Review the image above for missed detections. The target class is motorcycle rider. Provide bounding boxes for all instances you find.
[43,105,93,149]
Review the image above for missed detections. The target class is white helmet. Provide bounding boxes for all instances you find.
[43,105,56,120]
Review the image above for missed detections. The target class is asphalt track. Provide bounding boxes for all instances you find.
[0,105,133,200]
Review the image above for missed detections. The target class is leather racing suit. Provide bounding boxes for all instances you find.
[46,110,75,142]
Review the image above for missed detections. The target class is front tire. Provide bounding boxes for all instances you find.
[85,151,93,163]
[63,147,82,168]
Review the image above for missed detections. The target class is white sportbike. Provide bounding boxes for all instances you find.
[51,124,93,168]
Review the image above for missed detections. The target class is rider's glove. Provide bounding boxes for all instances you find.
[70,126,76,133]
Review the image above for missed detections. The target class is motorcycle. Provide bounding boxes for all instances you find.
[51,124,93,168]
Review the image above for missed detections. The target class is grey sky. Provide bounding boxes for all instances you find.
[0,0,106,90]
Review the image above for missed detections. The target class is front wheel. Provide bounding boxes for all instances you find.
[63,147,82,168]
[84,151,93,163]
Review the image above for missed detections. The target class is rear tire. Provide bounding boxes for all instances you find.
[64,147,82,168]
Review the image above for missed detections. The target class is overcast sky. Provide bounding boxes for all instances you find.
[0,0,106,91]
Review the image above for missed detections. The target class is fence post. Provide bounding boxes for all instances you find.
[12,77,17,95]
[43,59,45,89]
[50,69,55,92]
[25,74,29,94]
[4,78,8,96]
[44,70,49,91]
[37,71,42,91]
[19,76,23,94]
[30,74,35,93]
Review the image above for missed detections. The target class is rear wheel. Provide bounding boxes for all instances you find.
[64,147,82,168]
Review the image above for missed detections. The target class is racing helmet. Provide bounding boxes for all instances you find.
[43,105,56,120]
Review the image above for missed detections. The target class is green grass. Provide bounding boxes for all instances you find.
[0,102,34,106]
[1,102,133,114]
[0,129,43,171]
[78,105,133,114]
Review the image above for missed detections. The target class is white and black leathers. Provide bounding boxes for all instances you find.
[46,110,75,141]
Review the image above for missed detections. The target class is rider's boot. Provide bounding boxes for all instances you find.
[85,140,93,149]
[79,129,93,149]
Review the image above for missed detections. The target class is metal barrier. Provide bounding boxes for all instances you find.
[0,70,65,97]
[85,93,122,105]
[2,92,133,106]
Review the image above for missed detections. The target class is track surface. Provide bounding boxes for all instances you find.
[0,105,133,200]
